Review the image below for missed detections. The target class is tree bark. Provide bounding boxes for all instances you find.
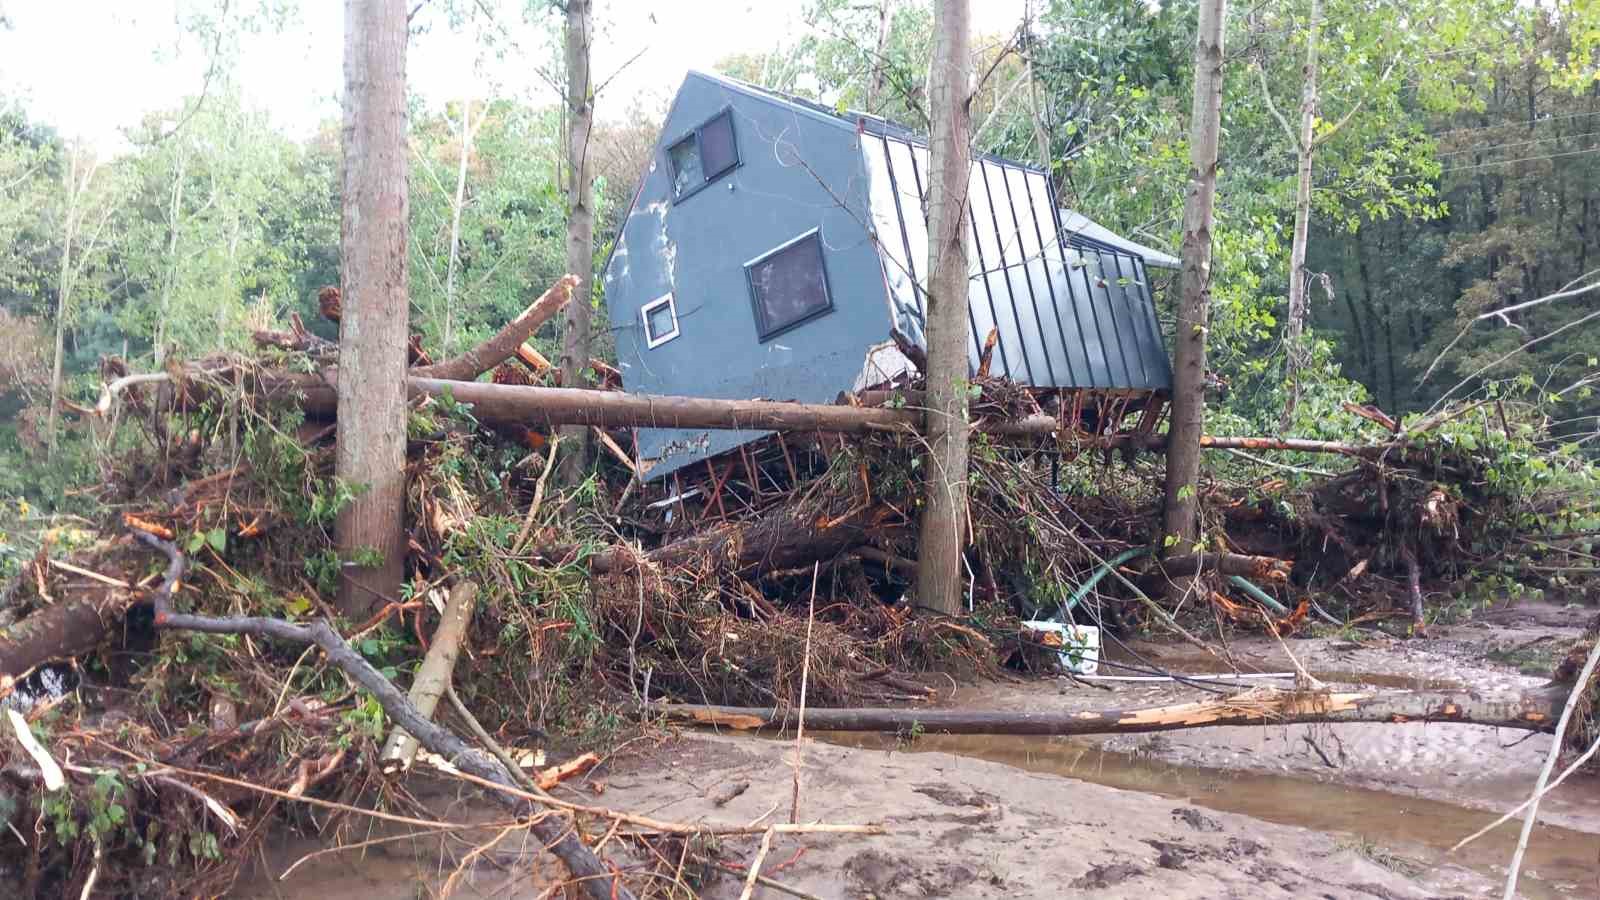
[557,0,596,487]
[1161,0,1227,599]
[1280,0,1323,428]
[336,0,411,617]
[647,686,1567,737]
[916,0,973,616]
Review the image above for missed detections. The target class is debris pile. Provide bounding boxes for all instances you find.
[2,278,1598,896]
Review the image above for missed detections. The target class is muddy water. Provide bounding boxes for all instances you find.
[815,730,1600,898]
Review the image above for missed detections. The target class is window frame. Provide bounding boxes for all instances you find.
[640,292,681,349]
[743,228,836,342]
[666,107,741,204]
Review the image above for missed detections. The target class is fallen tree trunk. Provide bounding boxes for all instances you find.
[360,379,1420,459]
[0,588,132,684]
[538,502,900,578]
[648,686,1565,737]
[112,365,1417,461]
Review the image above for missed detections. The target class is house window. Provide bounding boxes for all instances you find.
[745,229,834,341]
[667,109,740,201]
[641,293,680,348]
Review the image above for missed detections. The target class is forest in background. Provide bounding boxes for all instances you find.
[2,0,1598,546]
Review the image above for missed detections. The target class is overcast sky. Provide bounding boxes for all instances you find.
[0,0,1031,150]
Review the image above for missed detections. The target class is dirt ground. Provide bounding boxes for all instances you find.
[236,601,1600,899]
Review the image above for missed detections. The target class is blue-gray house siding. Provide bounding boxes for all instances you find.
[602,71,1172,482]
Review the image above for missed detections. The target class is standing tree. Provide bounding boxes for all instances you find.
[44,143,119,456]
[1162,0,1228,596]
[556,0,595,486]
[915,0,972,616]
[336,0,410,617]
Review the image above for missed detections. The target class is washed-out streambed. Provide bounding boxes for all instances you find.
[237,608,1598,898]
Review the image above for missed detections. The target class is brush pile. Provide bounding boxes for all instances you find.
[2,287,1598,896]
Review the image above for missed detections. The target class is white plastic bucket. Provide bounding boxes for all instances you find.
[1022,621,1100,675]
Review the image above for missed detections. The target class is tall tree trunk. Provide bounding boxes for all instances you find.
[557,0,595,487]
[443,97,473,353]
[867,0,892,113]
[46,152,98,457]
[1280,0,1322,429]
[336,0,411,618]
[1162,0,1227,600]
[154,146,187,367]
[915,0,973,616]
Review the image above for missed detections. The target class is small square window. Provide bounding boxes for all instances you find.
[641,293,680,348]
[745,230,834,341]
[667,108,740,201]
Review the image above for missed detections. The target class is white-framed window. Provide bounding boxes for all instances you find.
[641,292,680,348]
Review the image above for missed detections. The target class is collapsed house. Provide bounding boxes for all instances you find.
[601,71,1175,508]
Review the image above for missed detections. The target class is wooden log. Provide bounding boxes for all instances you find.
[0,589,131,683]
[537,502,900,578]
[648,685,1567,737]
[410,275,578,381]
[1151,552,1293,582]
[380,581,478,772]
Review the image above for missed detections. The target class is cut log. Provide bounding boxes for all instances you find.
[380,580,478,772]
[410,275,578,381]
[648,685,1566,737]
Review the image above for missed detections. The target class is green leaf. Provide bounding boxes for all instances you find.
[186,531,205,554]
[206,527,227,554]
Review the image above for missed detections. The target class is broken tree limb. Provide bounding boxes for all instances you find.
[1151,553,1293,583]
[380,580,478,772]
[647,686,1565,737]
[129,531,633,900]
[410,275,578,381]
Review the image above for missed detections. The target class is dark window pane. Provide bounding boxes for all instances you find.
[643,296,678,346]
[699,112,738,178]
[748,233,832,340]
[668,135,702,198]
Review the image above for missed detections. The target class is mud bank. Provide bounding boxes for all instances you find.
[239,731,1508,899]
[235,603,1599,899]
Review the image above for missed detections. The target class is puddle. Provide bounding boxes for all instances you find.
[816,731,1599,898]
